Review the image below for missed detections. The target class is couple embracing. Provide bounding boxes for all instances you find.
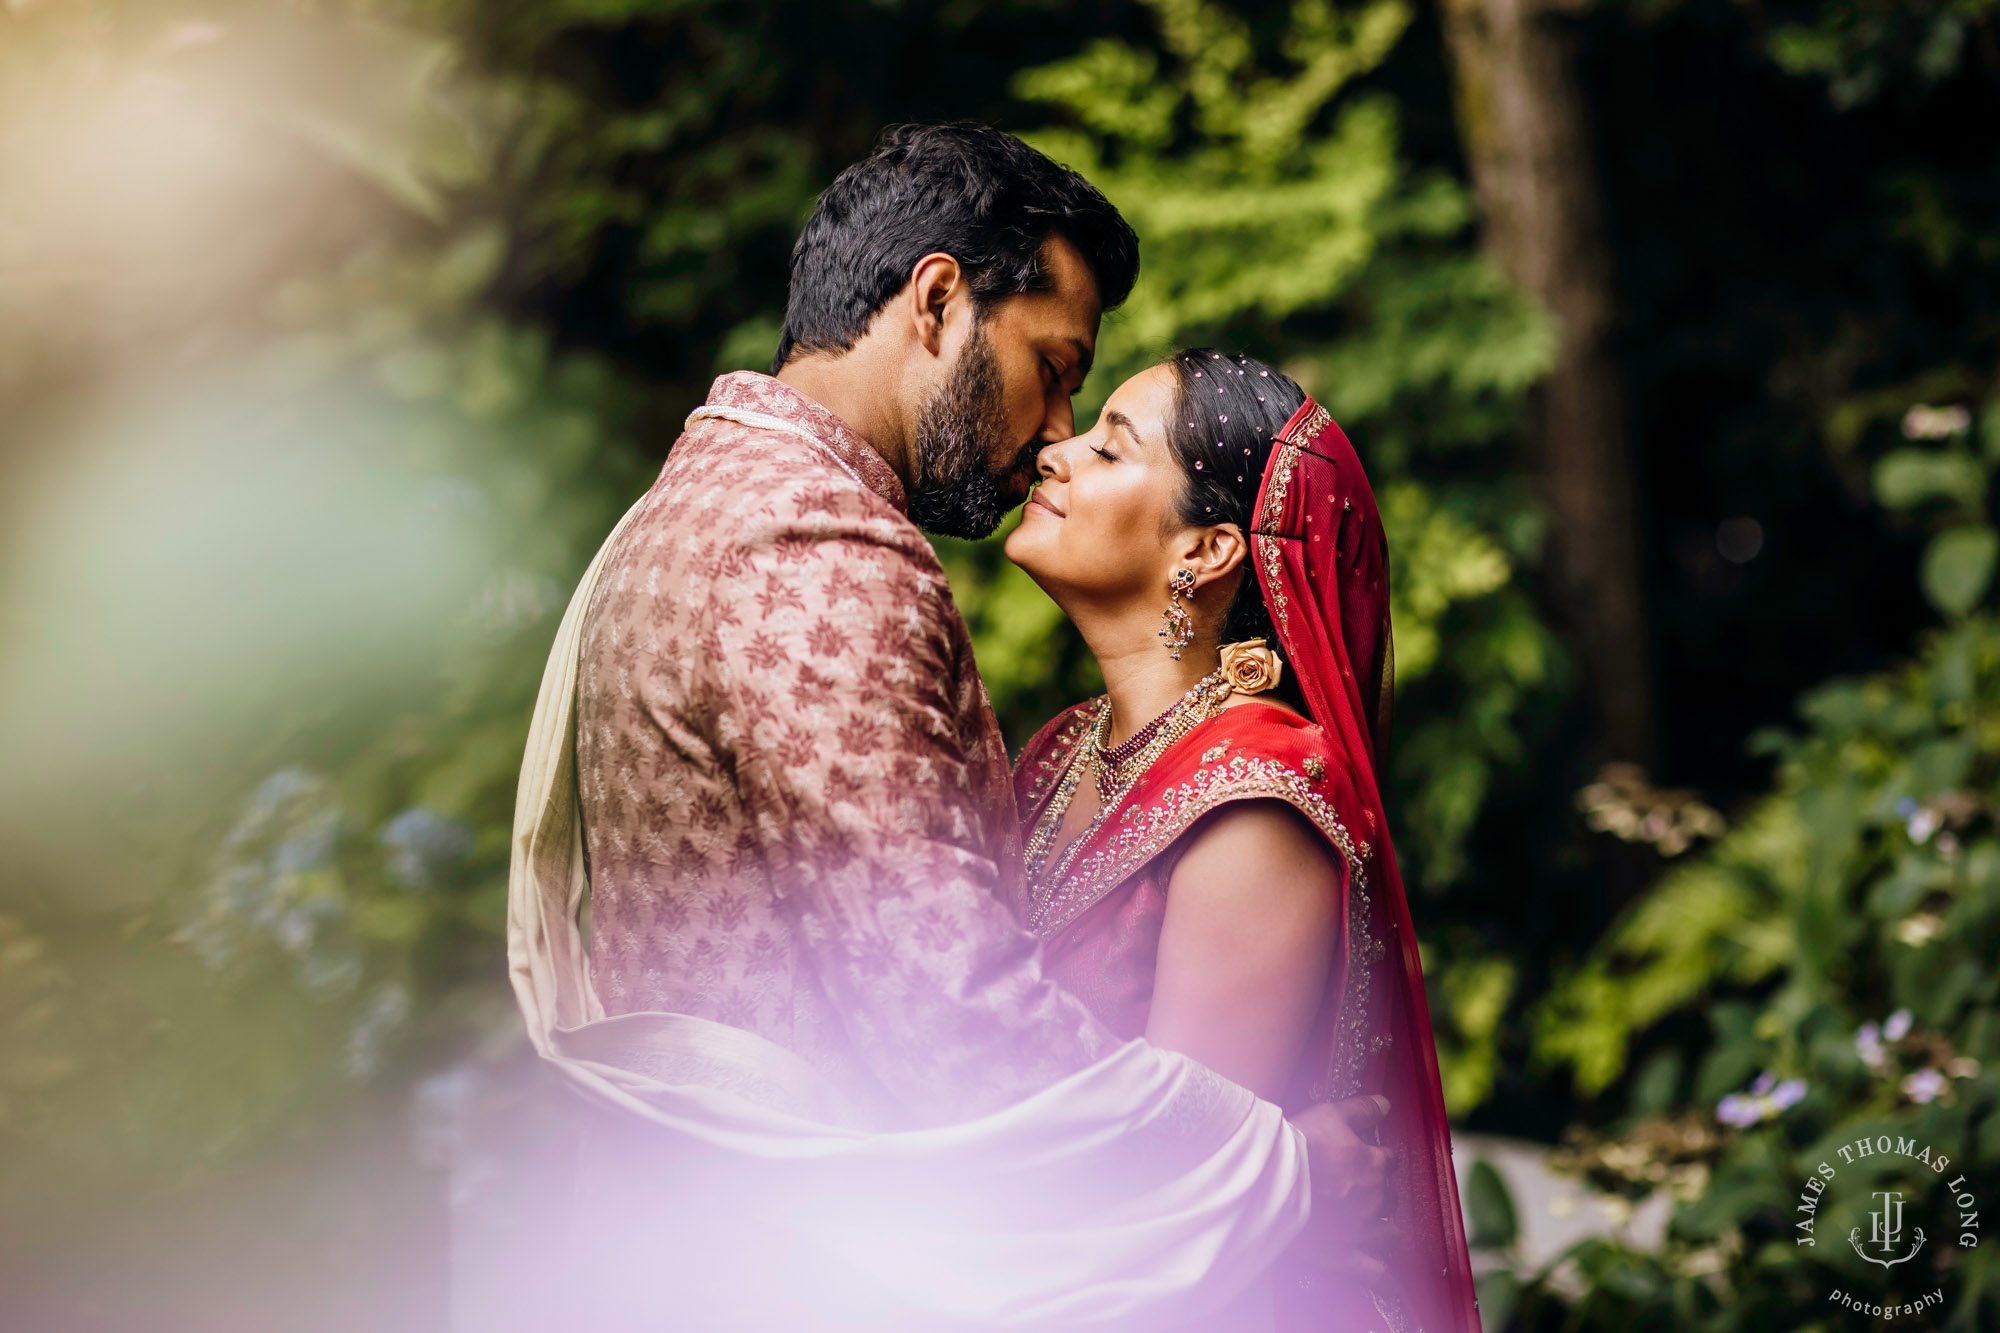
[506,122,1477,1332]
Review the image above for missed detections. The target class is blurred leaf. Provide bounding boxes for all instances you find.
[1465,1157,1518,1249]
[1873,447,1985,510]
[1920,524,1998,618]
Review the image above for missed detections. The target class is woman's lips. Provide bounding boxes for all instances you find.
[1026,492,1064,518]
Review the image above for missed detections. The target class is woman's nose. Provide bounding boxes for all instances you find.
[1036,440,1069,480]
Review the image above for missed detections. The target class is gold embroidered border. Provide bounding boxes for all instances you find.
[1028,733,1384,1106]
[1255,530,1290,644]
[1315,850,1384,1104]
[1257,447,1298,642]
[1021,699,1107,879]
[1030,749,1381,1102]
[1252,402,1330,647]
[1030,752,1370,938]
[1023,702,1100,811]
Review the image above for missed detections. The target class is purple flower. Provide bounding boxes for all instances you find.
[1716,1093,1764,1128]
[1716,1071,1808,1127]
[1885,1008,1914,1042]
[379,807,473,889]
[1770,1078,1808,1110]
[1856,1023,1886,1069]
[1903,1069,1947,1104]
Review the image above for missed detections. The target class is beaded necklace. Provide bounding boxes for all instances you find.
[1024,667,1235,905]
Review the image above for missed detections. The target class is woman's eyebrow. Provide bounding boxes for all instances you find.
[1102,408,1154,452]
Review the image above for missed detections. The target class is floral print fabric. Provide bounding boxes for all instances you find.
[573,372,1108,1125]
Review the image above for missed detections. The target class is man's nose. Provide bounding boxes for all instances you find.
[1039,394,1076,444]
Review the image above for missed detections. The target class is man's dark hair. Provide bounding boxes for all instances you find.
[773,122,1139,370]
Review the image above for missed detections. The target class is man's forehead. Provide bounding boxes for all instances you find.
[1006,235,1101,357]
[1040,232,1101,316]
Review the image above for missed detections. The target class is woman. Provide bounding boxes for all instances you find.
[1005,350,1478,1333]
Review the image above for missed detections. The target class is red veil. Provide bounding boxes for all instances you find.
[1252,400,1481,1333]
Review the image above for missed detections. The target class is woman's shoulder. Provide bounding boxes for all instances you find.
[1013,696,1105,810]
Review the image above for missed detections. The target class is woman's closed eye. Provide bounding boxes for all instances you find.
[1091,444,1118,463]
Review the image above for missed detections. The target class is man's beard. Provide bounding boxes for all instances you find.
[906,321,1039,539]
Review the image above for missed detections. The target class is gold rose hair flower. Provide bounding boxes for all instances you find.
[1218,639,1283,696]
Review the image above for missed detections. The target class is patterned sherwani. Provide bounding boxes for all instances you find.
[575,371,1109,1125]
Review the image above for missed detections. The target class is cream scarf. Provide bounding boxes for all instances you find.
[505,491,1310,1329]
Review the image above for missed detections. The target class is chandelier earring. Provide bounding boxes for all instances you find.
[1159,567,1197,660]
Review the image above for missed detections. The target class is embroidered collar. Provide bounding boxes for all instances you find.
[1023,704,1370,938]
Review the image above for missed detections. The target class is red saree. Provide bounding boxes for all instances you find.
[1013,400,1480,1333]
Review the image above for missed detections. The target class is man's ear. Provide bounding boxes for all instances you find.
[1178,522,1249,594]
[907,252,965,356]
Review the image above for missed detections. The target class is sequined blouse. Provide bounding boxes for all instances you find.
[1015,698,1387,1113]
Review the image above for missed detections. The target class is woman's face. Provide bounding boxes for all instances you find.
[1005,363,1192,608]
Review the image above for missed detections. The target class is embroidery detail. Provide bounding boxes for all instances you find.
[1021,699,1108,881]
[1369,1288,1418,1333]
[1252,402,1331,647]
[1257,474,1296,641]
[1304,755,1325,781]
[1201,742,1229,764]
[1156,1060,1230,1142]
[1314,856,1376,1103]
[1029,751,1369,938]
[1024,704,1099,810]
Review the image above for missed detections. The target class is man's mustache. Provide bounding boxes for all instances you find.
[1000,439,1042,494]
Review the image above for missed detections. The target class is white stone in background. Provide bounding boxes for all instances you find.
[1453,1132,1674,1284]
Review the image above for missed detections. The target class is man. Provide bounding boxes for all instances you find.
[523,122,1390,1326]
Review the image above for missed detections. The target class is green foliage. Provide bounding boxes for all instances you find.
[1526,393,2000,1326]
[1517,0,2000,1274]
[1523,614,2000,1328]
[1465,1156,1520,1250]
[1866,405,2000,620]
[0,1,645,1203]
[1763,0,2000,108]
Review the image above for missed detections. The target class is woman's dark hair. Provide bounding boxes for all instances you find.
[773,122,1140,370]
[1163,348,1309,651]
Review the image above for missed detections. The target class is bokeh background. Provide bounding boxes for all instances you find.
[3,0,1998,1327]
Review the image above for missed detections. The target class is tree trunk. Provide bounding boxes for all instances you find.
[1438,0,1654,764]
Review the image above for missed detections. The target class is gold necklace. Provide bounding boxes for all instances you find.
[1024,668,1234,899]
[1090,669,1234,805]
